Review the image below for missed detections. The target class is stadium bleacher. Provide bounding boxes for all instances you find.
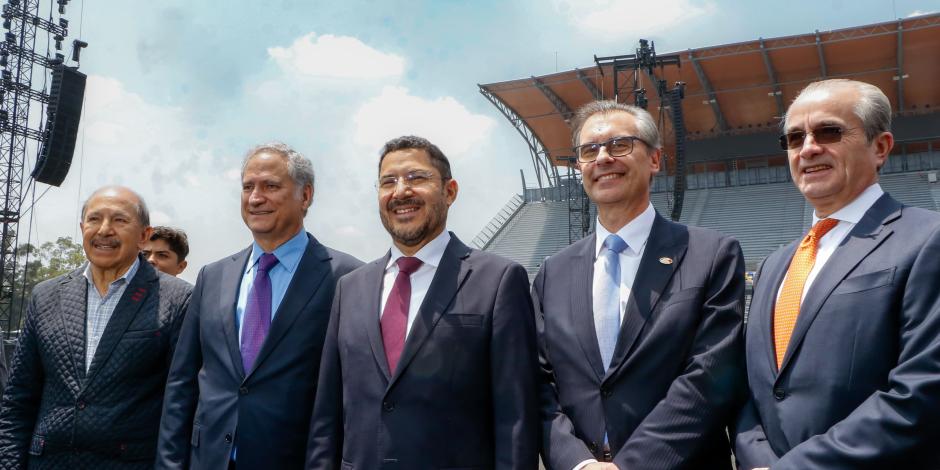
[477,166,940,276]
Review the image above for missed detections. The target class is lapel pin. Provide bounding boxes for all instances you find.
[659,257,674,265]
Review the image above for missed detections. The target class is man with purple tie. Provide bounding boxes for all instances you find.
[306,135,540,469]
[156,142,362,470]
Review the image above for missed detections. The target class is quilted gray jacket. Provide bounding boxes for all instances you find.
[0,258,191,469]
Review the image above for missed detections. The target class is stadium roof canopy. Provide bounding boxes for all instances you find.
[479,13,940,187]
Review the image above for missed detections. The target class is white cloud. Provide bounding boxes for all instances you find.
[553,0,715,39]
[268,33,405,80]
[351,86,495,157]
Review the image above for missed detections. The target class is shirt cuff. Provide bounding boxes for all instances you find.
[573,459,598,470]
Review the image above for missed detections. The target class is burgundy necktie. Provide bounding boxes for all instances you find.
[381,256,423,374]
[241,253,279,372]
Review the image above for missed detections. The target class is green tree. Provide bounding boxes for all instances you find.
[8,237,85,329]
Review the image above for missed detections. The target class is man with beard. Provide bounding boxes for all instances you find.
[306,135,540,469]
[0,186,192,469]
[157,142,361,469]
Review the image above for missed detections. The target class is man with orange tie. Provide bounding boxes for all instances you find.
[734,79,940,469]
[306,135,540,469]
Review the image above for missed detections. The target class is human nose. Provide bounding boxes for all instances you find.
[390,178,414,197]
[797,132,824,159]
[595,144,615,164]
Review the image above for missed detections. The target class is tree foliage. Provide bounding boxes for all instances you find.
[7,236,85,330]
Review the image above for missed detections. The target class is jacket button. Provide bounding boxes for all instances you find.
[239,386,249,395]
[589,441,598,452]
[76,400,86,410]
[773,388,786,401]
[382,401,394,412]
[224,434,233,443]
[601,387,612,398]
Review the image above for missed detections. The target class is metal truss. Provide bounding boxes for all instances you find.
[479,85,555,189]
[575,67,601,100]
[759,38,785,116]
[689,53,728,132]
[532,76,573,124]
[0,0,68,337]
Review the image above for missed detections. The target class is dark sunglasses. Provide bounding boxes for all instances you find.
[779,126,857,150]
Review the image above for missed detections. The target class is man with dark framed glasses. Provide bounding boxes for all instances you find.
[735,79,940,469]
[534,100,745,470]
[308,135,539,469]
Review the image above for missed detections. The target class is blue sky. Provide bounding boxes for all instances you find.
[26,0,939,281]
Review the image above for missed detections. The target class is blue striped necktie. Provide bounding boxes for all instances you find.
[594,234,628,370]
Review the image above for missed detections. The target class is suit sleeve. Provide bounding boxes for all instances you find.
[0,295,44,470]
[491,263,540,470]
[613,235,747,469]
[772,225,940,468]
[155,267,206,470]
[306,279,345,470]
[533,263,598,470]
[733,258,780,470]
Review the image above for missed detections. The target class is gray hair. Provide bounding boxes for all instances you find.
[81,186,150,226]
[570,100,663,149]
[242,141,316,194]
[785,79,892,142]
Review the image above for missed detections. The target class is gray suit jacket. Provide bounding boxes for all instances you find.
[735,194,940,469]
[535,213,746,470]
[0,258,192,470]
[157,233,361,470]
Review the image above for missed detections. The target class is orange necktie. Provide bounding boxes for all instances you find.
[773,218,839,369]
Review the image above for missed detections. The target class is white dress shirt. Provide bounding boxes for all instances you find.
[776,183,884,305]
[593,203,656,325]
[380,230,451,337]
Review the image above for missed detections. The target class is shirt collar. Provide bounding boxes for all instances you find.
[83,256,141,288]
[594,203,656,258]
[387,230,451,271]
[812,183,884,225]
[247,229,308,274]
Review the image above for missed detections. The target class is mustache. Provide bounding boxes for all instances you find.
[91,237,121,246]
[387,198,423,210]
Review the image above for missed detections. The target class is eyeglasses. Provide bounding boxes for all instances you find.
[376,171,446,192]
[574,136,648,163]
[779,126,857,150]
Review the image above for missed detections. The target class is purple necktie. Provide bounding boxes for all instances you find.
[381,257,423,374]
[241,253,279,372]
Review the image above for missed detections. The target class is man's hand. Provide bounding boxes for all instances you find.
[582,463,619,470]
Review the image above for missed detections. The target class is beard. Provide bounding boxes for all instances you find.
[380,195,448,248]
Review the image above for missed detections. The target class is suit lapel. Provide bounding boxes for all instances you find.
[759,241,798,376]
[59,269,89,385]
[366,253,393,381]
[84,260,158,387]
[388,235,472,390]
[777,195,900,376]
[605,215,686,383]
[247,235,330,378]
[221,248,251,379]
[569,236,605,380]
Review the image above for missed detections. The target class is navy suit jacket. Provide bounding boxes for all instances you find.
[156,234,361,470]
[735,194,940,469]
[534,213,746,470]
[306,234,540,470]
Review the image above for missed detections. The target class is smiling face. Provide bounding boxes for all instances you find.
[241,151,312,251]
[577,110,661,216]
[785,86,892,217]
[378,148,458,255]
[81,187,151,275]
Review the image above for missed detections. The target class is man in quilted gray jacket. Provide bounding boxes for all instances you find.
[0,186,192,469]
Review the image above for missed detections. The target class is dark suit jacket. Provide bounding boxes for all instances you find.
[735,194,940,469]
[306,234,540,470]
[156,233,361,470]
[0,258,192,470]
[535,213,745,470]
